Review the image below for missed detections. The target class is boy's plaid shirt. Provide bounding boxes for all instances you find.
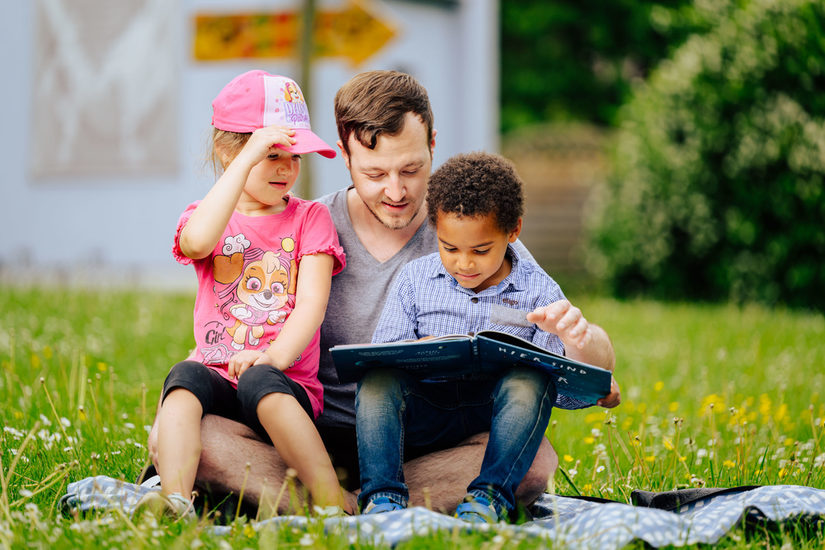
[373,245,589,410]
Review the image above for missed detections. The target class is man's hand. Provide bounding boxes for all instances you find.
[526,299,592,350]
[597,376,621,408]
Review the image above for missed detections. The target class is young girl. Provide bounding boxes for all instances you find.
[142,70,347,519]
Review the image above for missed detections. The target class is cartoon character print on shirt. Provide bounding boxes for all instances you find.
[202,233,297,361]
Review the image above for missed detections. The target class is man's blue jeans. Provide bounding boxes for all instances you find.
[355,366,556,514]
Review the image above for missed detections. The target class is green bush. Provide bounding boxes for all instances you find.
[587,0,825,310]
[500,0,693,132]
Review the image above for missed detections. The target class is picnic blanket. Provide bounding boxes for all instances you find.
[60,477,825,548]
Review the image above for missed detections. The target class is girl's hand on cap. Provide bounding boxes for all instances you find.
[239,125,297,165]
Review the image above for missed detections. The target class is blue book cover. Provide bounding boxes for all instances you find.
[330,330,612,404]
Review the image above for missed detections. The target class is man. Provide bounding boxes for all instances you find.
[148,70,617,515]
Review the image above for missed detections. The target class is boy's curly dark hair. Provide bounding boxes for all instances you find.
[426,152,524,233]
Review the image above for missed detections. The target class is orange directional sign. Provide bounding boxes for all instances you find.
[193,0,396,66]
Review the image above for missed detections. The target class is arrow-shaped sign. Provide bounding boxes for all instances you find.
[193,0,396,66]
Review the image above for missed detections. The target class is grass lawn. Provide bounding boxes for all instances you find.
[1,286,823,548]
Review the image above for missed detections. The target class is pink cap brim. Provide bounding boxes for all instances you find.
[277,128,336,158]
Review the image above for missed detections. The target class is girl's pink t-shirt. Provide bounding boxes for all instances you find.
[172,196,345,418]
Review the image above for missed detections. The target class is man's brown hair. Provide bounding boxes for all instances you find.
[334,70,433,155]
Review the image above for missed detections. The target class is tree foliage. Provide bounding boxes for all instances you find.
[587,0,825,310]
[500,0,692,132]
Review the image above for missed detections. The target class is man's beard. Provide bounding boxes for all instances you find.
[365,201,419,231]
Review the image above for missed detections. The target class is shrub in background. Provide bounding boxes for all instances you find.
[500,0,692,132]
[587,0,825,310]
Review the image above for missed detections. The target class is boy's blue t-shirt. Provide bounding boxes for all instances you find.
[372,245,589,410]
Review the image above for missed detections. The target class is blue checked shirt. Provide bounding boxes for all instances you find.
[372,245,589,409]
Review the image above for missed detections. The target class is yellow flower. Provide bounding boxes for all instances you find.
[775,404,788,423]
[31,354,41,369]
[585,412,604,424]
[727,407,749,427]
[784,437,794,447]
[668,402,680,412]
[97,362,108,372]
[723,460,735,468]
[700,394,725,415]
[679,456,687,462]
[654,381,664,392]
[759,394,772,418]
[644,455,656,463]
[564,454,574,463]
[583,436,595,445]
[663,438,674,451]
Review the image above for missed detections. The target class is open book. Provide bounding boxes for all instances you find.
[330,330,612,405]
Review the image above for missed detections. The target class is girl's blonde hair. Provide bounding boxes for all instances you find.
[210,128,252,175]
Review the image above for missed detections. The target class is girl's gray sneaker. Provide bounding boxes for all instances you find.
[133,491,196,521]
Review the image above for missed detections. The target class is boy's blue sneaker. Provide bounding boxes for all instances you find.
[455,495,501,524]
[363,496,406,515]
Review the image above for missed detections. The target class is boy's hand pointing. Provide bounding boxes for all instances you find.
[527,299,592,350]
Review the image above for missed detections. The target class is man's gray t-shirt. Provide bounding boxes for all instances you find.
[315,188,537,429]
[316,188,438,429]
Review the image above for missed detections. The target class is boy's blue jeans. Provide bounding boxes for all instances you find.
[355,366,556,515]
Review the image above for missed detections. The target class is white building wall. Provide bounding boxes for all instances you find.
[0,0,498,290]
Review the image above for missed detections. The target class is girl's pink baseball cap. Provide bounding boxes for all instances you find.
[211,70,336,158]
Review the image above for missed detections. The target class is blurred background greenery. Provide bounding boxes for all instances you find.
[501,0,825,312]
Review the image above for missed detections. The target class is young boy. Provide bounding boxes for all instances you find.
[355,152,619,523]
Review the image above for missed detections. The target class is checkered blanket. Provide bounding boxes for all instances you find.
[61,478,825,548]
